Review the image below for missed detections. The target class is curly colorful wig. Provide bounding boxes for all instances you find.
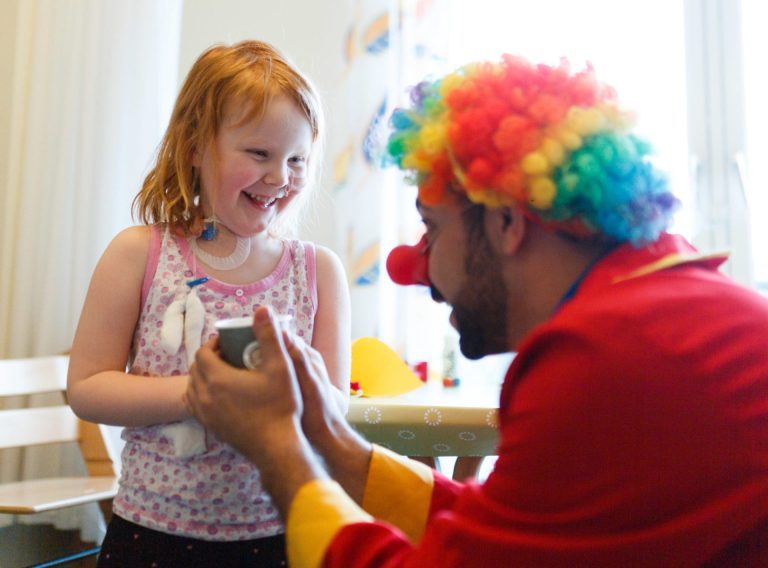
[386,55,678,245]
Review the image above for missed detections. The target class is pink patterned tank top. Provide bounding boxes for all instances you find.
[112,226,317,540]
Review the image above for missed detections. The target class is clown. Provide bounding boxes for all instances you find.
[185,55,768,568]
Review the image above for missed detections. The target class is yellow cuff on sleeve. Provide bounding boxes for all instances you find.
[362,444,434,542]
[286,479,372,568]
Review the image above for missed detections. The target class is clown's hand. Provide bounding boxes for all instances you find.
[186,307,303,462]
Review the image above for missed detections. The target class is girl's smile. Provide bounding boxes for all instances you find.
[242,187,288,209]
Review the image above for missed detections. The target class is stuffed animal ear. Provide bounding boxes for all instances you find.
[160,296,186,355]
[184,287,206,367]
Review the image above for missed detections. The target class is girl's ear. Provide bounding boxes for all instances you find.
[484,206,527,256]
[191,147,202,168]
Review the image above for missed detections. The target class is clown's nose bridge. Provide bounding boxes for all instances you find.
[385,234,431,286]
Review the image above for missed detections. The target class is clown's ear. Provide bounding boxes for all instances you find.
[486,206,527,256]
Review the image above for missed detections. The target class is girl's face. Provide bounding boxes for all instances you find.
[195,93,313,237]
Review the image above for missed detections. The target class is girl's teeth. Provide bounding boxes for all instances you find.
[244,191,287,207]
[248,194,275,206]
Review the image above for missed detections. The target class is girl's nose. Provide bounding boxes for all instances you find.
[265,162,289,187]
[386,234,431,286]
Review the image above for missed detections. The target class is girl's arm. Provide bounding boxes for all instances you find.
[311,245,351,413]
[67,226,190,427]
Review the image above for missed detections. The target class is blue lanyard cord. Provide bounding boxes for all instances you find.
[186,276,209,288]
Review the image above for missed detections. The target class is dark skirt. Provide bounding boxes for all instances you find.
[97,514,287,567]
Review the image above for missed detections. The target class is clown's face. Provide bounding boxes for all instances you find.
[416,198,509,359]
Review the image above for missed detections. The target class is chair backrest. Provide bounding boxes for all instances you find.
[0,356,118,566]
[0,355,115,477]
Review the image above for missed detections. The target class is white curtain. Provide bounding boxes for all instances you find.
[0,0,181,541]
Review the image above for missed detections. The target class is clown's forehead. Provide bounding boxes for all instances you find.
[415,199,446,217]
[416,190,472,214]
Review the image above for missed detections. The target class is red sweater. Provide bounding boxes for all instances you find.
[315,234,768,567]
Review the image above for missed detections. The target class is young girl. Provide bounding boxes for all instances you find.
[67,40,350,567]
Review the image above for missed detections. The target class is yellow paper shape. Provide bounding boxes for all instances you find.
[351,337,424,397]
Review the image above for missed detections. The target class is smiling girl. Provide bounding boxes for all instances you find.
[67,40,350,567]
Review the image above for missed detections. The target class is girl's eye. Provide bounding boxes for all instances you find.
[248,149,268,158]
[289,156,306,164]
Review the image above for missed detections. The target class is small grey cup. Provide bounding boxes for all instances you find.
[215,314,294,369]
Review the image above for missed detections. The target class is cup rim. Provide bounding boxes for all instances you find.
[214,314,293,330]
[214,316,253,330]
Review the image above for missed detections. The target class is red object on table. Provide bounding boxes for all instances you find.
[412,361,428,382]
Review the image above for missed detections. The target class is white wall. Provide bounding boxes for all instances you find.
[179,0,352,253]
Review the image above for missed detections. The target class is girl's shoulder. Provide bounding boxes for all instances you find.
[308,242,347,291]
[101,225,168,274]
[285,239,335,259]
[110,223,183,251]
[105,225,153,257]
[285,240,343,271]
[88,226,154,300]
[312,243,344,271]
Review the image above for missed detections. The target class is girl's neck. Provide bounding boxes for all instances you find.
[200,221,276,248]
[189,225,284,285]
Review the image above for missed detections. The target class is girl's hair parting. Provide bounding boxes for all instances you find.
[134,40,324,236]
[386,55,678,246]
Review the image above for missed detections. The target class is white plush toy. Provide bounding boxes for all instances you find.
[158,281,207,458]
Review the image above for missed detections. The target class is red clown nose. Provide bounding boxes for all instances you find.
[386,234,431,286]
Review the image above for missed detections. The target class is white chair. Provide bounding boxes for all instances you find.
[0,355,118,565]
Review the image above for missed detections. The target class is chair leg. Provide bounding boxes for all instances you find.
[409,456,441,473]
[98,499,113,525]
[451,456,485,481]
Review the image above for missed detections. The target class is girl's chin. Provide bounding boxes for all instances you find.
[225,219,272,238]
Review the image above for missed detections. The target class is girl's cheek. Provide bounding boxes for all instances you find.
[228,167,260,189]
[290,174,307,190]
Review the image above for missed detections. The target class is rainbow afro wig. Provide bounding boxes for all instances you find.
[386,55,678,245]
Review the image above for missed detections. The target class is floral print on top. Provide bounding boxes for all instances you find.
[112,225,317,541]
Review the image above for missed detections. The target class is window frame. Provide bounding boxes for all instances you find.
[685,0,756,288]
